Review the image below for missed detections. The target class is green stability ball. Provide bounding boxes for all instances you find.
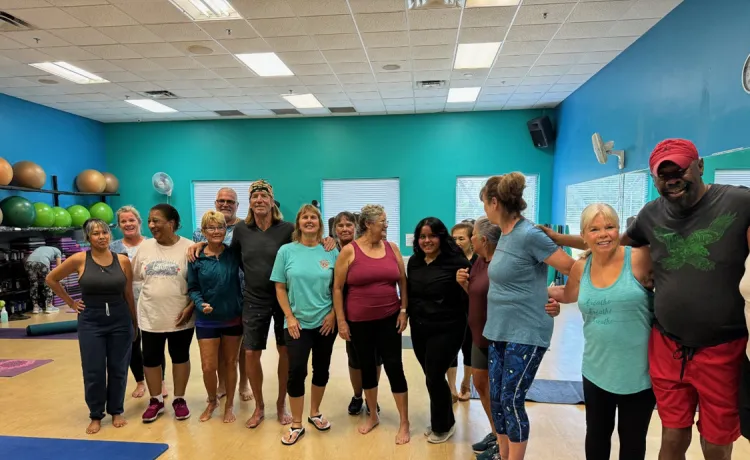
[52,206,72,228]
[0,196,36,228]
[32,202,55,227]
[89,202,114,224]
[66,204,90,228]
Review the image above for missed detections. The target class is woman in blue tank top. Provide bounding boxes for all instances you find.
[549,203,654,460]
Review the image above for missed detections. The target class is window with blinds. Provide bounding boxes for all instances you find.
[192,181,251,230]
[565,171,649,235]
[714,169,750,187]
[455,174,538,224]
[321,178,400,247]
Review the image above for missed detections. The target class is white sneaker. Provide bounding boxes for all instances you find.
[44,307,60,314]
[427,424,456,444]
[32,307,42,314]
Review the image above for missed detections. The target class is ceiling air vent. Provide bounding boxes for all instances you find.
[415,80,447,89]
[408,0,459,10]
[271,108,300,115]
[329,107,357,113]
[214,110,244,117]
[0,11,34,32]
[138,90,179,99]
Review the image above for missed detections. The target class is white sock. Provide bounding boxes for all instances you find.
[353,395,362,400]
[154,395,164,403]
[174,395,184,400]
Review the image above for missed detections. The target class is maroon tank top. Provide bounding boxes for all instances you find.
[345,241,401,322]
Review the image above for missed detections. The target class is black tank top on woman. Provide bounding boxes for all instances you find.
[79,251,127,305]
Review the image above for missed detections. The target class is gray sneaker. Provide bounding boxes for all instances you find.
[477,443,499,460]
[426,424,456,444]
[472,432,496,453]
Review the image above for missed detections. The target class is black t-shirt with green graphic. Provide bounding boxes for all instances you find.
[627,184,750,348]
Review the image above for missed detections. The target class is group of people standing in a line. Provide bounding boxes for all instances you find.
[44,138,750,460]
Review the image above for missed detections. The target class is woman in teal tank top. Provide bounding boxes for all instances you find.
[549,203,655,460]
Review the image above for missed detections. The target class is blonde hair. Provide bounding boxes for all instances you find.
[481,172,527,217]
[357,204,385,235]
[292,204,323,243]
[245,186,283,226]
[116,205,142,226]
[201,210,226,229]
[579,203,620,259]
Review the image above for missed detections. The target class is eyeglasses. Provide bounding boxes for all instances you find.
[203,226,227,233]
[215,199,236,205]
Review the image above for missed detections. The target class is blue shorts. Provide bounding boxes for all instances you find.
[196,324,243,340]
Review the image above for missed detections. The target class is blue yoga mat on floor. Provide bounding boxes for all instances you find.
[0,436,169,459]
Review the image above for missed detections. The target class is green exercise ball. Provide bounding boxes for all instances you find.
[89,202,114,224]
[66,204,90,228]
[0,196,36,228]
[32,202,55,227]
[52,206,72,228]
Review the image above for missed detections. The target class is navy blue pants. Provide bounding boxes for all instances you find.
[78,302,134,420]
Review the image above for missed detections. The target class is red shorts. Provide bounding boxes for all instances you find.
[648,327,747,445]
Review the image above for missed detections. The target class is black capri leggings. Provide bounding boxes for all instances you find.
[285,327,337,398]
[348,311,408,394]
[450,323,472,368]
[130,329,165,382]
[141,328,194,368]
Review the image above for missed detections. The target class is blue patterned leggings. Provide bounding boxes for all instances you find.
[489,341,547,443]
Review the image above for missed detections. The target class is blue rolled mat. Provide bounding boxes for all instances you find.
[26,321,78,336]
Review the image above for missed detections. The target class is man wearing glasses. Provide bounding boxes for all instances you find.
[542,139,750,458]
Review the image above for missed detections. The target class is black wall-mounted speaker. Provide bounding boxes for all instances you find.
[527,115,555,148]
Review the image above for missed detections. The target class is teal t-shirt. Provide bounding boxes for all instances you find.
[484,218,559,348]
[270,242,339,330]
[578,247,654,394]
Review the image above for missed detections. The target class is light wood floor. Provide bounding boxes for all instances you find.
[1,305,748,459]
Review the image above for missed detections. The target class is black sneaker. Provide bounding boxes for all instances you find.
[477,442,499,460]
[365,402,381,415]
[347,396,364,415]
[472,432,497,453]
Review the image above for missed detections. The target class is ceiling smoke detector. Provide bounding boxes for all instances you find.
[382,64,401,71]
[408,0,460,9]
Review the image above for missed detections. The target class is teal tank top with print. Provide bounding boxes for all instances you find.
[578,246,654,395]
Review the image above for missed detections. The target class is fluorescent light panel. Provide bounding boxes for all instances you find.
[465,0,521,6]
[447,87,481,103]
[168,0,241,21]
[235,52,294,77]
[125,99,177,113]
[29,62,108,84]
[282,94,323,109]
[454,42,501,69]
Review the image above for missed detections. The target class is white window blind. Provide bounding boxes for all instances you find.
[714,170,750,187]
[322,179,400,247]
[455,174,538,224]
[192,181,251,229]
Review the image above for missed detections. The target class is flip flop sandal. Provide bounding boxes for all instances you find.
[308,414,331,431]
[458,384,471,401]
[281,426,305,445]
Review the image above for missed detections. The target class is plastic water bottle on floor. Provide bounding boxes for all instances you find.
[1,301,8,323]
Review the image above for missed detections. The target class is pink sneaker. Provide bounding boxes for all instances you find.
[142,398,164,423]
[173,398,191,420]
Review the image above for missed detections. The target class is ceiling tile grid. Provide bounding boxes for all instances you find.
[0,0,682,122]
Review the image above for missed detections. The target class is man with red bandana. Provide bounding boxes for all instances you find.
[543,139,750,458]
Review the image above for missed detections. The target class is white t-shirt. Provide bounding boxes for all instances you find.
[741,254,750,360]
[132,237,195,333]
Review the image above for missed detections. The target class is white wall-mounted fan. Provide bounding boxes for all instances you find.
[592,133,625,169]
[152,172,174,203]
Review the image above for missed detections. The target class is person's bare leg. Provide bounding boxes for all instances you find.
[245,349,265,428]
[659,427,692,460]
[221,335,241,423]
[700,436,732,460]
[276,344,292,425]
[359,387,380,435]
[393,391,410,445]
[172,361,190,399]
[349,367,363,397]
[459,365,472,400]
[238,342,252,401]
[112,414,127,428]
[308,384,330,429]
[508,440,529,460]
[283,395,305,444]
[497,434,510,460]
[447,366,459,400]
[216,350,226,399]
[473,368,496,436]
[198,338,220,421]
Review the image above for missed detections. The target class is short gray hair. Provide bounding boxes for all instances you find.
[216,187,238,200]
[115,205,142,226]
[83,218,112,243]
[357,204,385,235]
[475,216,501,245]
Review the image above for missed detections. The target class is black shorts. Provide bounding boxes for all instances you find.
[346,340,383,369]
[196,324,243,340]
[741,354,750,440]
[471,345,489,370]
[242,302,285,351]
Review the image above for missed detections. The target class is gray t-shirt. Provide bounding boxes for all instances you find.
[231,220,294,309]
[627,184,750,347]
[26,246,62,268]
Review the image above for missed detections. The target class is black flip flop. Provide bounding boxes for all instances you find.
[307,414,331,431]
[281,426,305,445]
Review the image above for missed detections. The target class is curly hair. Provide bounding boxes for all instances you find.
[357,204,385,236]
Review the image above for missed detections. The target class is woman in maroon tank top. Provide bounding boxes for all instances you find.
[333,204,411,445]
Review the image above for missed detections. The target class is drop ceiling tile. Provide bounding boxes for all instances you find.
[516,3,576,25]
[578,50,622,64]
[528,65,570,76]
[557,73,592,84]
[171,89,213,98]
[131,69,176,80]
[110,2,190,25]
[538,91,572,101]
[212,89,250,98]
[348,0,403,13]
[0,36,27,50]
[262,101,296,109]
[500,40,548,55]
[451,69,489,80]
[73,93,113,102]
[289,63,334,76]
[307,84,345,93]
[354,13,407,33]
[37,45,99,60]
[329,61,371,74]
[272,51,323,65]
[313,34,362,50]
[411,45,454,60]
[265,35,318,52]
[197,20,256,40]
[96,25,164,44]
[211,67,254,78]
[410,29,458,46]
[412,58,452,71]
[193,54,243,68]
[568,62,606,74]
[219,39,271,54]
[515,84,550,94]
[381,90,415,100]
[69,59,124,72]
[461,6,515,28]
[96,71,143,82]
[230,0,294,19]
[49,27,119,46]
[550,83,582,92]
[0,77,39,88]
[0,0,51,7]
[118,81,163,91]
[569,1,636,23]
[556,21,616,40]
[150,57,202,70]
[449,78,485,88]
[504,24,556,42]
[378,82,413,92]
[299,74,341,85]
[4,30,71,47]
[494,54,538,67]
[621,0,682,20]
[63,5,138,27]
[520,75,560,85]
[367,46,410,62]
[376,71,412,82]
[607,18,659,36]
[354,101,386,110]
[250,18,306,37]
[489,66,529,78]
[508,92,541,102]
[241,109,275,116]
[545,36,636,53]
[81,44,140,59]
[263,76,304,86]
[108,58,163,72]
[336,73,375,84]
[374,60,410,72]
[457,26,506,44]
[408,9,461,30]
[154,80,201,90]
[302,15,357,35]
[535,52,584,66]
[361,31,409,48]
[322,48,368,63]
[481,86,516,95]
[6,7,87,28]
[146,23,211,42]
[286,0,350,16]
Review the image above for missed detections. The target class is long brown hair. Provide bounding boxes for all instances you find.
[292,204,324,243]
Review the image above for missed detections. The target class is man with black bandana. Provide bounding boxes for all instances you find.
[543,139,750,459]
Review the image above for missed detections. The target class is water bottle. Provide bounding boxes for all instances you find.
[1,301,8,323]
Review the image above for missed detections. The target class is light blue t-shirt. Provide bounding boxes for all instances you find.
[270,242,339,330]
[26,246,62,268]
[484,218,559,348]
[578,247,654,394]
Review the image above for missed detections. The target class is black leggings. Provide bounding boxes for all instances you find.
[348,312,408,394]
[141,328,194,368]
[450,323,472,368]
[583,376,656,460]
[130,329,165,382]
[285,327,337,398]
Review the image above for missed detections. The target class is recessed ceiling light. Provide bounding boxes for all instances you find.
[125,99,177,113]
[382,64,401,71]
[236,52,294,77]
[447,87,481,103]
[454,42,501,69]
[168,0,241,21]
[465,0,521,6]
[282,93,323,109]
[29,62,108,85]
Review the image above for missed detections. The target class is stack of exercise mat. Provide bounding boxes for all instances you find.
[48,237,89,310]
[540,223,571,286]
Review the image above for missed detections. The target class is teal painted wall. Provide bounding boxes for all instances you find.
[104,110,554,255]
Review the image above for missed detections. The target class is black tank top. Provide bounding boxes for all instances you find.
[79,250,127,304]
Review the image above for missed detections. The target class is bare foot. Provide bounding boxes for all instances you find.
[86,419,101,435]
[395,421,411,445]
[200,400,218,422]
[277,403,292,425]
[112,414,128,428]
[223,405,236,423]
[358,416,380,435]
[132,382,146,398]
[240,386,253,401]
[245,406,265,428]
